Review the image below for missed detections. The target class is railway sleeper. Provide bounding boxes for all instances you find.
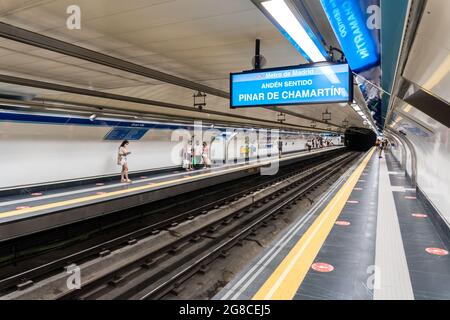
[190,235,202,243]
[197,265,210,275]
[141,259,157,269]
[169,245,183,254]
[99,250,111,257]
[170,283,186,296]
[16,280,33,291]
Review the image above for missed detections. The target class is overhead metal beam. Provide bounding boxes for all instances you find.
[266,106,345,129]
[0,22,229,99]
[7,98,293,131]
[0,73,316,131]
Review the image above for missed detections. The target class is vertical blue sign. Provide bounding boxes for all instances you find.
[321,0,379,72]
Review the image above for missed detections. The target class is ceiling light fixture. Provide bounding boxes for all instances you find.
[262,0,327,62]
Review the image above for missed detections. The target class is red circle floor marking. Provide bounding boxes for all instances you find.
[140,176,148,179]
[425,248,449,256]
[16,206,30,210]
[96,183,104,186]
[412,213,428,218]
[96,192,107,195]
[31,192,43,196]
[347,200,359,204]
[311,262,334,272]
[335,220,351,226]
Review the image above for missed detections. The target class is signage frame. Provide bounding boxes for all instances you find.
[229,62,354,109]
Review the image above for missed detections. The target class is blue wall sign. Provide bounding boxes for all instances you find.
[104,127,149,141]
[230,63,352,108]
[321,0,379,72]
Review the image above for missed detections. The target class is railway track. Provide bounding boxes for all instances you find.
[0,151,359,299]
[0,152,334,284]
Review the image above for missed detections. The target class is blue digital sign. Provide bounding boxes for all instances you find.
[104,127,149,141]
[230,63,352,108]
[320,0,379,72]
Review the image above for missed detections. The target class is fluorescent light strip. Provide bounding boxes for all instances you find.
[262,0,326,62]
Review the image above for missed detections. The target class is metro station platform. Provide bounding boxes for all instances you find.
[215,148,450,300]
[0,146,344,242]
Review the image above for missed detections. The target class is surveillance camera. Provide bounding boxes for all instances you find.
[89,114,97,121]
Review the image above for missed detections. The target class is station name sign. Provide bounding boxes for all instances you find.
[230,63,353,108]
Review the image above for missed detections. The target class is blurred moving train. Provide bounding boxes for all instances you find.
[0,108,342,190]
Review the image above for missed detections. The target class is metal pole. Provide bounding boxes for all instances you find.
[255,39,261,70]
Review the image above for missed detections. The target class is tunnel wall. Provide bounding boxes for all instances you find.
[388,105,450,227]
[344,127,377,151]
[0,121,183,189]
[0,112,343,189]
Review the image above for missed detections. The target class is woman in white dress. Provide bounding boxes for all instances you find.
[118,140,132,183]
[202,142,211,169]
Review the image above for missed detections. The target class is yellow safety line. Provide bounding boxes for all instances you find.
[0,169,227,219]
[252,147,375,300]
[0,149,334,219]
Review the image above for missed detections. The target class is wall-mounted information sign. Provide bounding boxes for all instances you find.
[230,63,352,108]
[104,127,149,141]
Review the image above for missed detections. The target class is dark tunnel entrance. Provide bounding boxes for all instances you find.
[344,127,377,151]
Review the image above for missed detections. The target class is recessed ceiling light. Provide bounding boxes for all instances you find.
[262,0,326,62]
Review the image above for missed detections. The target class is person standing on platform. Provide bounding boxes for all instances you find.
[118,140,132,183]
[379,139,385,158]
[193,140,203,169]
[183,139,193,171]
[202,142,211,169]
[244,136,250,163]
[278,139,283,158]
[376,139,381,148]
[306,140,312,152]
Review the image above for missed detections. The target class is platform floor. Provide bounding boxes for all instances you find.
[0,147,343,225]
[215,148,450,300]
